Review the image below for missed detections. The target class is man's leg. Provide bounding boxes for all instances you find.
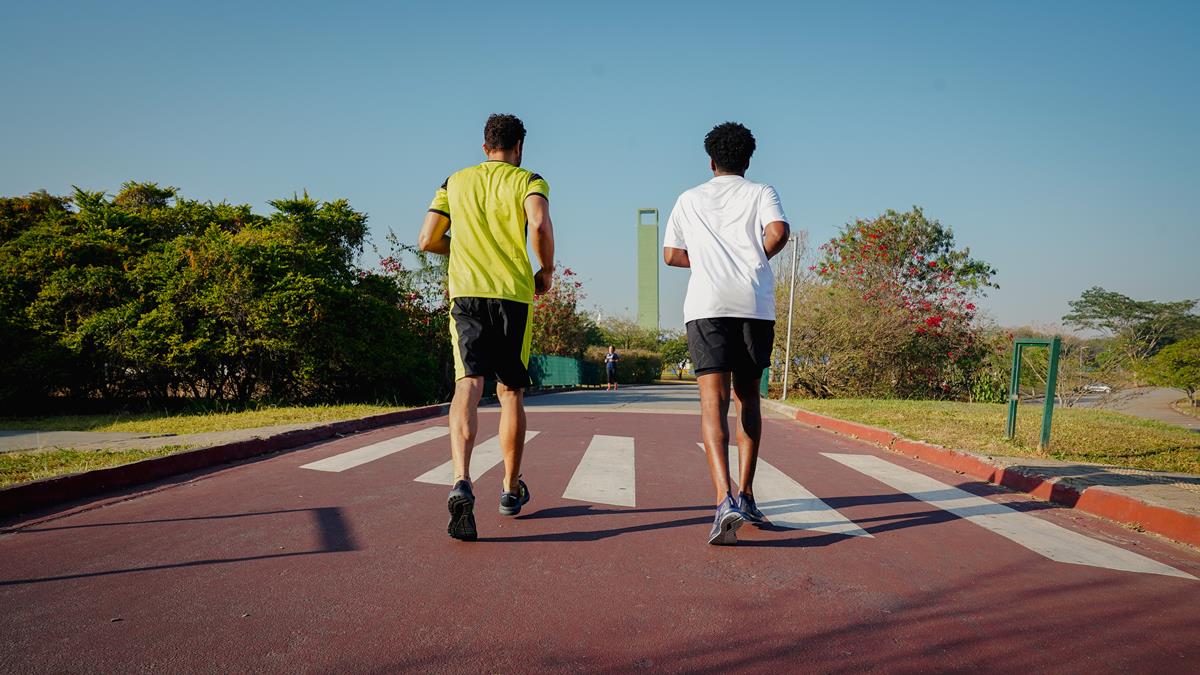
[496,381,527,494]
[697,371,734,504]
[731,371,763,494]
[449,376,485,483]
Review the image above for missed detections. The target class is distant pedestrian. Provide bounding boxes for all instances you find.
[417,113,556,541]
[605,345,620,391]
[664,121,790,545]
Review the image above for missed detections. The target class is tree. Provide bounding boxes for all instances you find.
[1141,335,1200,407]
[1063,287,1198,368]
[782,207,997,399]
[597,315,661,351]
[530,267,593,357]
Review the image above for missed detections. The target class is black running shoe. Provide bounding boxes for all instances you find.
[498,479,530,516]
[447,480,477,541]
[708,493,745,546]
[738,492,768,525]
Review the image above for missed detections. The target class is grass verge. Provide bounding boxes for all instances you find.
[0,403,406,435]
[0,446,191,487]
[788,398,1200,475]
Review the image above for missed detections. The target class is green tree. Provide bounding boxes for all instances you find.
[1141,335,1200,407]
[0,183,445,409]
[597,315,661,351]
[1063,287,1198,368]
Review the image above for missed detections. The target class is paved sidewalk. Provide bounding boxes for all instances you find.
[0,422,342,453]
[1077,387,1200,431]
[0,431,159,452]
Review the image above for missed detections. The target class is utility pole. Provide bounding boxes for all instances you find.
[781,233,802,400]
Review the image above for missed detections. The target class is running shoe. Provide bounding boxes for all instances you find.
[498,479,530,516]
[738,492,768,525]
[447,479,477,541]
[707,493,745,546]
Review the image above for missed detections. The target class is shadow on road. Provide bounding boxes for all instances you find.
[487,482,1058,546]
[0,506,357,587]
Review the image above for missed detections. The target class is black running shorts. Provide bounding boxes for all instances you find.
[685,317,775,379]
[450,297,533,389]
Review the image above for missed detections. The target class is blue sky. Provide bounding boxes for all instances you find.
[3,1,1197,330]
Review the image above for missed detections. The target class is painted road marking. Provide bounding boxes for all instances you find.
[300,426,450,473]
[698,444,871,537]
[823,453,1196,580]
[413,431,540,485]
[564,435,637,507]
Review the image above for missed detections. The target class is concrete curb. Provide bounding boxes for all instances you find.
[764,400,1200,548]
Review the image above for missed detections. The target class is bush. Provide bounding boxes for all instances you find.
[586,347,663,385]
[0,184,448,409]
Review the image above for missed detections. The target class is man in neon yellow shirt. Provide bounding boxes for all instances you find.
[418,114,556,541]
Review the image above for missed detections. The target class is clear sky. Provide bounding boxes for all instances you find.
[4,1,1197,331]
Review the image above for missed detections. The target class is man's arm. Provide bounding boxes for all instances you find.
[663,247,690,268]
[417,211,451,255]
[525,194,555,294]
[763,221,790,260]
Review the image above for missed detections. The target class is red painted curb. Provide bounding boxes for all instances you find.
[788,408,1200,548]
[0,403,447,520]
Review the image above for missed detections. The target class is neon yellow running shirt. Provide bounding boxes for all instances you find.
[428,161,550,303]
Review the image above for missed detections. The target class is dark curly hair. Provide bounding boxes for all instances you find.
[483,113,526,150]
[704,122,756,173]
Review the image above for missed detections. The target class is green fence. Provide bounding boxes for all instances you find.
[529,354,600,387]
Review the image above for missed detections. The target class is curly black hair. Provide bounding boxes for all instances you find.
[704,122,756,173]
[483,113,526,150]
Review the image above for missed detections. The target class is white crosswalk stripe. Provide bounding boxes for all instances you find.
[699,444,871,537]
[413,431,540,486]
[300,426,450,473]
[564,435,637,507]
[823,453,1196,579]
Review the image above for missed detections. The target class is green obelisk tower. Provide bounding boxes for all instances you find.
[637,208,659,331]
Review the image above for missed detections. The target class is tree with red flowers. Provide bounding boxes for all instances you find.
[531,267,594,357]
[783,207,999,399]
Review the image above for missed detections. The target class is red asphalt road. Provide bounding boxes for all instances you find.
[2,402,1199,673]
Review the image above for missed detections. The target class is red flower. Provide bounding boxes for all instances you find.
[928,261,937,268]
[965,303,975,310]
[925,316,944,327]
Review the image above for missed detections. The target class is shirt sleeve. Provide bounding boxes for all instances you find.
[758,185,788,228]
[526,173,550,201]
[428,177,450,217]
[663,196,687,250]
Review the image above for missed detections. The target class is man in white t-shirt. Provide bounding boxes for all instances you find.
[663,121,791,546]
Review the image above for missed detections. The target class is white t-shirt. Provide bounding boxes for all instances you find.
[663,175,788,323]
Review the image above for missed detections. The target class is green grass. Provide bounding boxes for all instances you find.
[788,398,1200,475]
[0,446,191,487]
[0,403,406,435]
[659,369,697,382]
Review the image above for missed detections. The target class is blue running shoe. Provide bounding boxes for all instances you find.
[498,479,530,516]
[738,492,768,525]
[447,480,476,541]
[707,494,745,546]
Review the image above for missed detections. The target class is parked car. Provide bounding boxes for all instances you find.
[1081,383,1113,394]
